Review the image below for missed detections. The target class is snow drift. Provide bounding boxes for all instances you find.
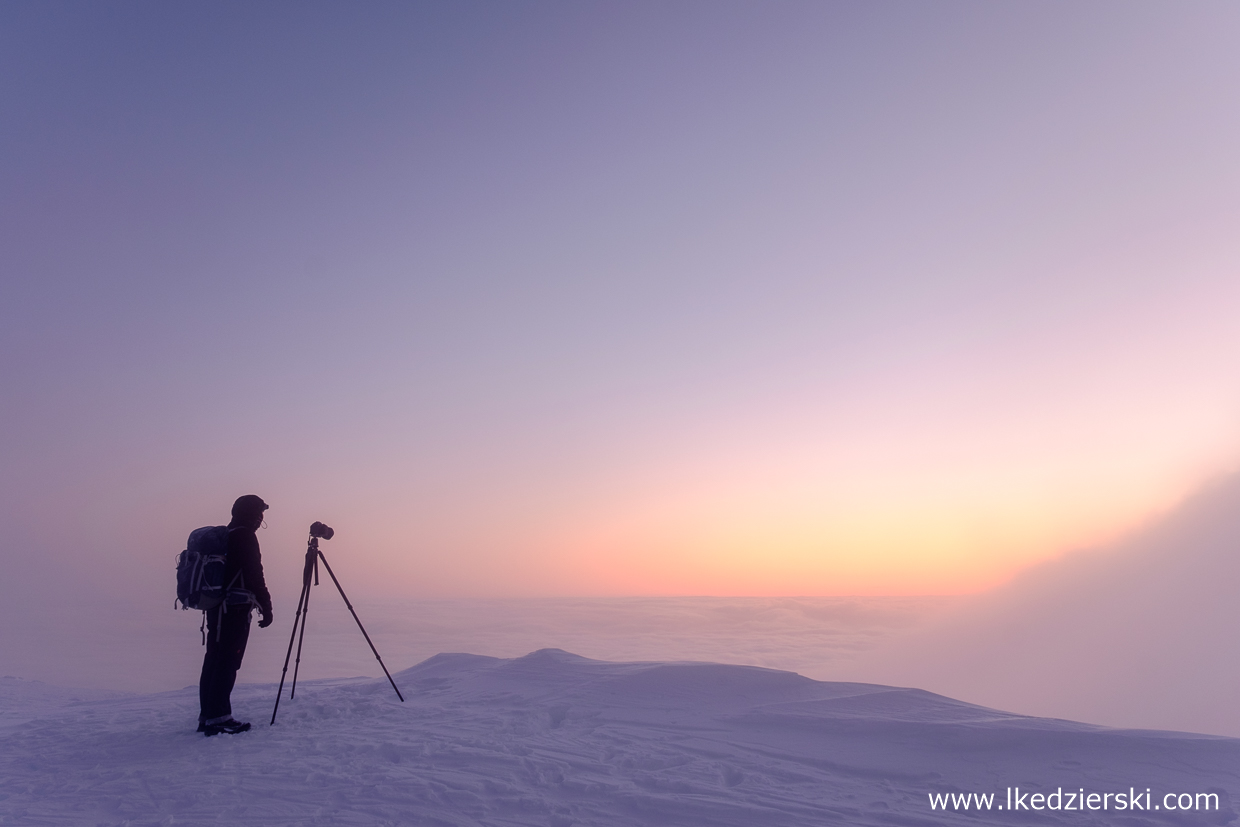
[2,649,1236,826]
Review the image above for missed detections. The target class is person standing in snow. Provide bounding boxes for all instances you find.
[198,494,275,736]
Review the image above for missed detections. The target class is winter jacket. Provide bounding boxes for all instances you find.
[224,520,273,615]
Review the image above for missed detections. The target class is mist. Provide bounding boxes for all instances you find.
[855,471,1240,736]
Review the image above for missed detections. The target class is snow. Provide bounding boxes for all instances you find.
[3,649,1237,826]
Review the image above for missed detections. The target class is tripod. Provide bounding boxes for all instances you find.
[270,530,404,725]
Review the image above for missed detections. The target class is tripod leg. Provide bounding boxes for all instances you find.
[270,574,311,725]
[289,570,312,700]
[316,551,405,702]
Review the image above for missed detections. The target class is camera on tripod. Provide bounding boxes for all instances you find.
[271,517,404,724]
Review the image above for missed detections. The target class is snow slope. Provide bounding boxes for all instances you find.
[2,650,1237,826]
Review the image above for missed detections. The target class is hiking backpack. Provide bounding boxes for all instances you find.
[175,526,231,611]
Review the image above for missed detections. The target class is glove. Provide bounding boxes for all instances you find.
[258,611,273,628]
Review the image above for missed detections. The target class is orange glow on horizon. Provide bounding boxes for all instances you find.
[332,394,1239,599]
[529,441,1229,597]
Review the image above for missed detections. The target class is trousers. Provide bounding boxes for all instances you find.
[199,604,252,723]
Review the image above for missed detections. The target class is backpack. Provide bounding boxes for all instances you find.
[175,526,231,611]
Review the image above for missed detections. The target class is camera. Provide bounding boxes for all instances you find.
[309,521,335,540]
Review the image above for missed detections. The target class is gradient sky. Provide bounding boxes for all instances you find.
[3,1,1239,602]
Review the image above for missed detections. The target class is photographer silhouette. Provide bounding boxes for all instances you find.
[197,494,273,736]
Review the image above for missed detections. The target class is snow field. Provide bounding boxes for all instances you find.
[2,650,1237,826]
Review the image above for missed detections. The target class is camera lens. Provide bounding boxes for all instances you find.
[310,521,334,540]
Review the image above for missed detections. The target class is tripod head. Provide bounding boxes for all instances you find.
[302,522,333,584]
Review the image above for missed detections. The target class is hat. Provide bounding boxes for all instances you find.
[231,494,269,519]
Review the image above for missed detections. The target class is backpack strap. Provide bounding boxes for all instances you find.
[221,569,251,613]
[222,544,260,612]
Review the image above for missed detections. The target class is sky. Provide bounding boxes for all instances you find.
[859,473,1240,736]
[3,1,1239,604]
